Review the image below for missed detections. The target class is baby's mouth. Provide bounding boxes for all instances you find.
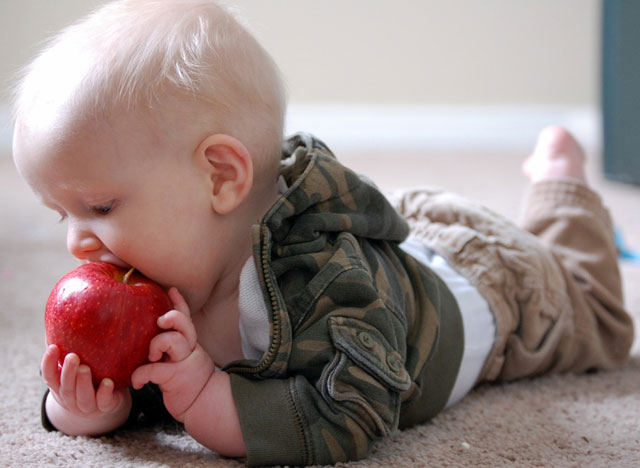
[85,254,131,270]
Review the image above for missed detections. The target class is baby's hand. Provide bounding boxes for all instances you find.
[131,288,215,422]
[41,344,132,435]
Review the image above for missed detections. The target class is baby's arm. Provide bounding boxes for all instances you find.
[41,345,132,436]
[131,288,246,457]
[180,369,246,456]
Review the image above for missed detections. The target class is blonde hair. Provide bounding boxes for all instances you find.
[13,0,287,175]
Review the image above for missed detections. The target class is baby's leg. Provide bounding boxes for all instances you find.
[519,126,633,372]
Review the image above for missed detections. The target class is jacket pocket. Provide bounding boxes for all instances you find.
[321,316,410,437]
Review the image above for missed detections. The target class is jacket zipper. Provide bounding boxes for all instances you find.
[224,226,282,374]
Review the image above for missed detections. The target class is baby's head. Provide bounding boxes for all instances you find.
[12,0,287,310]
[13,0,286,178]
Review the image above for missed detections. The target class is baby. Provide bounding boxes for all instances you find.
[11,0,634,466]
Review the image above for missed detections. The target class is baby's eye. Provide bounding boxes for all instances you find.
[57,212,68,223]
[89,201,115,216]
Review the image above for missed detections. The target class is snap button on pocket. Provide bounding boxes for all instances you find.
[358,331,375,349]
[386,354,401,373]
[328,316,412,391]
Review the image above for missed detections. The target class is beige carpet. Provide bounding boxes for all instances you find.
[1,143,639,468]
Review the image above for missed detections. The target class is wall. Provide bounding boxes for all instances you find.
[0,0,601,152]
[240,0,599,107]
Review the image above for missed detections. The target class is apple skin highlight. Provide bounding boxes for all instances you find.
[45,262,173,389]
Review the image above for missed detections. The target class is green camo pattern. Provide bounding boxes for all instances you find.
[226,133,463,466]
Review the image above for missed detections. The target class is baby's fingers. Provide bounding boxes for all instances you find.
[168,287,190,317]
[149,330,192,362]
[58,353,81,404]
[131,362,175,390]
[95,379,122,413]
[75,365,97,413]
[41,344,61,393]
[157,309,197,351]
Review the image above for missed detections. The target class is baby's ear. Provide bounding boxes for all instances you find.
[196,134,253,214]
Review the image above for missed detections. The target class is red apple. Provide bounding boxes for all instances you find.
[45,262,173,389]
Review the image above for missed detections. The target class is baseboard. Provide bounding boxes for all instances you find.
[286,104,601,155]
[1,104,601,157]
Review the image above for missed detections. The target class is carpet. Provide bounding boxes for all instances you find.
[1,147,639,468]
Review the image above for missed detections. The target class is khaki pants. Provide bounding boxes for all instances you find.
[389,180,634,382]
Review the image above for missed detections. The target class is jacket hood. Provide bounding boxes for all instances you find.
[262,133,410,246]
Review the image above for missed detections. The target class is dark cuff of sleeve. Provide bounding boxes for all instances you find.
[230,374,308,467]
[41,387,56,432]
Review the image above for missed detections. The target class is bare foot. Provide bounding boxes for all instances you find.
[522,126,587,183]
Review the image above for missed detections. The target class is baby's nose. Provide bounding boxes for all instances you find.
[66,225,104,261]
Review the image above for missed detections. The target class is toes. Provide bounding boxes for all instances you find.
[538,125,571,145]
[523,126,587,183]
[535,126,583,161]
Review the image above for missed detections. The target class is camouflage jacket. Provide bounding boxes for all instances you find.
[41,133,463,466]
[226,133,464,466]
